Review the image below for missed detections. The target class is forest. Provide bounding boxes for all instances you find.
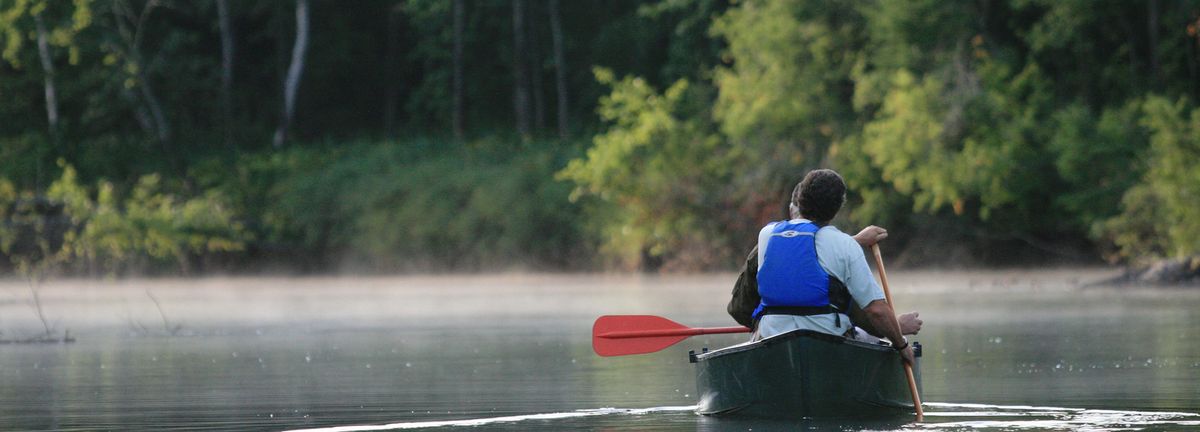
[1,0,1199,276]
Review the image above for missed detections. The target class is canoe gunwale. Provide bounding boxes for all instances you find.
[693,329,896,362]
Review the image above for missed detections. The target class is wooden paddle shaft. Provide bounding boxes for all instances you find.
[871,244,925,422]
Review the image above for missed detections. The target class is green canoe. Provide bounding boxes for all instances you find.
[691,329,921,418]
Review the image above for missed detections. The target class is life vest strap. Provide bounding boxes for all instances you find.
[759,306,844,327]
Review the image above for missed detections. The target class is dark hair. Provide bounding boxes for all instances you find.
[791,169,845,225]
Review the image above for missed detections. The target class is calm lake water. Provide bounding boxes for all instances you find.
[1,270,1197,431]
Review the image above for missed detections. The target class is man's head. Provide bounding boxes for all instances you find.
[790,169,846,225]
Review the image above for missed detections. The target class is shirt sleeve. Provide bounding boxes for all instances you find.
[756,223,777,271]
[828,231,886,308]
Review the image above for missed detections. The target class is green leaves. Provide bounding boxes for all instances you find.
[711,0,860,156]
[0,0,93,68]
[558,68,731,269]
[1106,97,1200,260]
[36,163,249,275]
[1049,101,1146,230]
[255,139,585,271]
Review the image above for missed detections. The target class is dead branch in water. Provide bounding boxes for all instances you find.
[27,276,54,336]
[145,290,182,336]
[0,330,74,344]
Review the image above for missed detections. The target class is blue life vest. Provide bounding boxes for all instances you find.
[753,221,848,322]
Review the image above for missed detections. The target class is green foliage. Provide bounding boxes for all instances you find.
[0,176,18,256]
[399,0,453,127]
[191,145,339,245]
[1049,101,1147,230]
[558,68,732,269]
[3,0,1200,272]
[848,0,1050,224]
[119,175,247,272]
[0,0,92,67]
[258,139,584,271]
[859,70,960,213]
[3,167,75,283]
[1103,97,1200,261]
[36,162,249,275]
[636,0,728,83]
[711,0,861,160]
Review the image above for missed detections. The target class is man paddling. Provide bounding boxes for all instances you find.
[728,169,919,365]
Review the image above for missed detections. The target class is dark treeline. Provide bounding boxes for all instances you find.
[1,0,1198,276]
[2,0,701,175]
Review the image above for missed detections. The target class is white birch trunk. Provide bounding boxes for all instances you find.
[274,0,310,149]
[33,13,59,137]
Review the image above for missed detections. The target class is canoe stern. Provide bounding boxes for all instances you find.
[693,330,921,418]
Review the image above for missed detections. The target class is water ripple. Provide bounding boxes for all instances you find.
[917,402,1200,431]
[283,406,696,431]
[284,403,1200,432]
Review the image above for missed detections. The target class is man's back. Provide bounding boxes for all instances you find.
[753,219,885,339]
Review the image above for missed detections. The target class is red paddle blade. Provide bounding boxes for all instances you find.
[592,315,691,357]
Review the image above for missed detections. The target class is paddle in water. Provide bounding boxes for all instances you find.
[591,315,750,357]
[871,244,925,422]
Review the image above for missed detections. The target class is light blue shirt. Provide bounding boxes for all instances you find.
[755,219,886,339]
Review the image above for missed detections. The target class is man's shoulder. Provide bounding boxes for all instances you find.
[816,225,861,255]
[816,225,853,242]
[758,220,784,236]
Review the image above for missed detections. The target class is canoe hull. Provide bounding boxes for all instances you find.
[693,329,920,419]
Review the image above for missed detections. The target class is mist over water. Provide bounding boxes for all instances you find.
[0,270,1197,431]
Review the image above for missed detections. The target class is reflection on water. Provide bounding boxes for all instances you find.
[0,271,1197,431]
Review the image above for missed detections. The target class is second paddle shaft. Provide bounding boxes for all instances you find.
[871,244,924,422]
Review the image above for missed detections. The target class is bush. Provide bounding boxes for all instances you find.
[23,162,250,276]
[558,68,736,270]
[1103,97,1200,262]
[232,138,589,272]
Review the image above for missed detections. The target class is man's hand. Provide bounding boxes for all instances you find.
[898,311,922,335]
[862,299,914,366]
[853,225,888,247]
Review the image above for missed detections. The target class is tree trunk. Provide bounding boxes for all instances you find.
[1147,0,1160,86]
[1118,16,1137,89]
[217,0,235,151]
[548,0,568,139]
[138,72,171,148]
[384,4,401,139]
[511,0,531,138]
[121,87,156,136]
[274,0,310,149]
[1190,6,1200,99]
[111,0,173,161]
[33,14,60,144]
[528,2,545,131]
[452,0,465,141]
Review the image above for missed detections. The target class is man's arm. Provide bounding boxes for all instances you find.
[854,308,922,336]
[861,299,916,366]
[853,225,888,246]
[848,225,923,336]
